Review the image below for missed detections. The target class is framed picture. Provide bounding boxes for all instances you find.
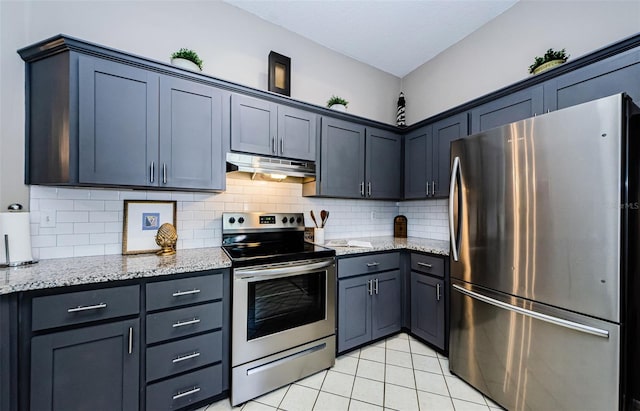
[268,51,291,96]
[122,200,177,255]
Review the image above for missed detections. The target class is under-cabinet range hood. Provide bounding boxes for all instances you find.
[226,152,316,182]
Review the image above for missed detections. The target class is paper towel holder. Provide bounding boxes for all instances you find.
[1,204,38,268]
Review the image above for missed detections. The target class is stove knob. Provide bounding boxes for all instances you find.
[282,217,288,224]
[238,217,245,224]
[296,217,302,223]
[228,217,236,224]
[289,217,295,223]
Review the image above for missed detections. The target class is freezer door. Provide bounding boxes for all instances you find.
[450,280,620,411]
[450,94,624,322]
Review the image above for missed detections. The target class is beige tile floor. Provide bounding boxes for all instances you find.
[200,333,503,411]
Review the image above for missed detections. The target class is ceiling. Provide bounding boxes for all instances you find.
[224,0,519,78]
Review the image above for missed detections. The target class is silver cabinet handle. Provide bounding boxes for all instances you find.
[162,163,167,184]
[452,284,609,338]
[150,161,155,183]
[367,182,372,197]
[272,137,276,154]
[374,278,379,295]
[172,351,201,363]
[67,303,107,313]
[367,279,372,296]
[359,181,365,197]
[432,180,436,196]
[172,289,201,297]
[280,139,284,154]
[426,181,430,197]
[436,283,441,301]
[128,326,133,354]
[366,262,380,267]
[173,386,201,400]
[417,262,433,269]
[172,318,200,328]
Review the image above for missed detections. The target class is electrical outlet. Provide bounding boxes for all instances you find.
[40,210,56,228]
[370,211,376,220]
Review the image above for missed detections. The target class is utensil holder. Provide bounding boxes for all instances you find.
[314,228,325,245]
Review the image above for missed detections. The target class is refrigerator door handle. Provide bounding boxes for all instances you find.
[449,156,461,261]
[452,284,610,339]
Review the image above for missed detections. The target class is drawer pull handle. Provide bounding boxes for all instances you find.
[67,303,107,313]
[172,386,201,400]
[417,262,433,269]
[172,318,201,328]
[172,289,201,297]
[172,352,201,363]
[366,262,380,267]
[128,327,133,354]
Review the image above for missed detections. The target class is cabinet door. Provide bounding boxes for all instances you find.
[432,112,469,198]
[159,76,225,190]
[371,270,401,340]
[411,273,445,349]
[337,276,371,353]
[366,128,401,199]
[320,117,366,198]
[545,49,640,111]
[231,94,277,156]
[403,125,431,199]
[278,106,317,161]
[78,56,159,186]
[470,86,543,134]
[30,319,139,411]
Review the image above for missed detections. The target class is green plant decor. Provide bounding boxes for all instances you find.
[171,48,203,70]
[528,48,569,74]
[327,95,349,108]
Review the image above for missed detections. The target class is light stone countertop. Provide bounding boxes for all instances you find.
[324,236,450,257]
[1,237,449,295]
[0,248,231,295]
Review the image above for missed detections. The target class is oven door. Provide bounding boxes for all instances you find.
[232,258,336,367]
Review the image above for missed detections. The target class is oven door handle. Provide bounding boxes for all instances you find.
[234,259,333,280]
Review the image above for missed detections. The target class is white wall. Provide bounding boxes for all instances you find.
[0,0,401,209]
[401,0,640,124]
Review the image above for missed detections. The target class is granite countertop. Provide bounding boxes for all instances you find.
[324,236,450,257]
[0,248,231,295]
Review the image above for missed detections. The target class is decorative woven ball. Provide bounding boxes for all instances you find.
[155,223,178,255]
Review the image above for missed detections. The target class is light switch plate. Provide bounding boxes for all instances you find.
[40,210,56,228]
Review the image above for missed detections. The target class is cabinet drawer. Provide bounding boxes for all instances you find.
[146,331,222,382]
[146,273,223,311]
[31,285,140,331]
[146,302,222,344]
[338,252,399,278]
[411,254,445,278]
[146,364,222,410]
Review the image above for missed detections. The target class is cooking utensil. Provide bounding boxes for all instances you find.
[320,210,328,227]
[310,210,319,228]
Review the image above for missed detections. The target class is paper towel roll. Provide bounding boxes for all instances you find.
[0,212,35,266]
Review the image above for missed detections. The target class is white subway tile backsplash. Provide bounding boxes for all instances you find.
[57,211,89,223]
[74,245,105,257]
[73,222,105,234]
[57,234,90,246]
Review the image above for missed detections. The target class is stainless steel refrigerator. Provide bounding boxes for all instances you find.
[448,93,640,410]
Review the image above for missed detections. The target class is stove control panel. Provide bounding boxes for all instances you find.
[222,212,306,232]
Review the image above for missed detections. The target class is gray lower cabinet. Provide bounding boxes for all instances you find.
[231,94,316,161]
[313,118,400,199]
[404,112,467,199]
[337,253,401,353]
[410,273,445,350]
[470,86,544,133]
[30,319,140,411]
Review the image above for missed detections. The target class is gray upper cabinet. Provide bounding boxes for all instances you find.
[319,117,366,198]
[314,118,400,199]
[365,128,402,199]
[159,76,225,190]
[79,56,159,187]
[544,48,640,112]
[470,86,544,134]
[404,112,467,199]
[25,50,226,191]
[231,94,316,161]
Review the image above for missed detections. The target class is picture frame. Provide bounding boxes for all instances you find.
[268,51,291,96]
[122,200,177,255]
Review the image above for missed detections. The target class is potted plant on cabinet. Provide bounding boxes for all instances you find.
[171,48,203,71]
[327,95,349,112]
[528,48,569,75]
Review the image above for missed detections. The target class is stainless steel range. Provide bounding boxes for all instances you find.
[222,212,336,406]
